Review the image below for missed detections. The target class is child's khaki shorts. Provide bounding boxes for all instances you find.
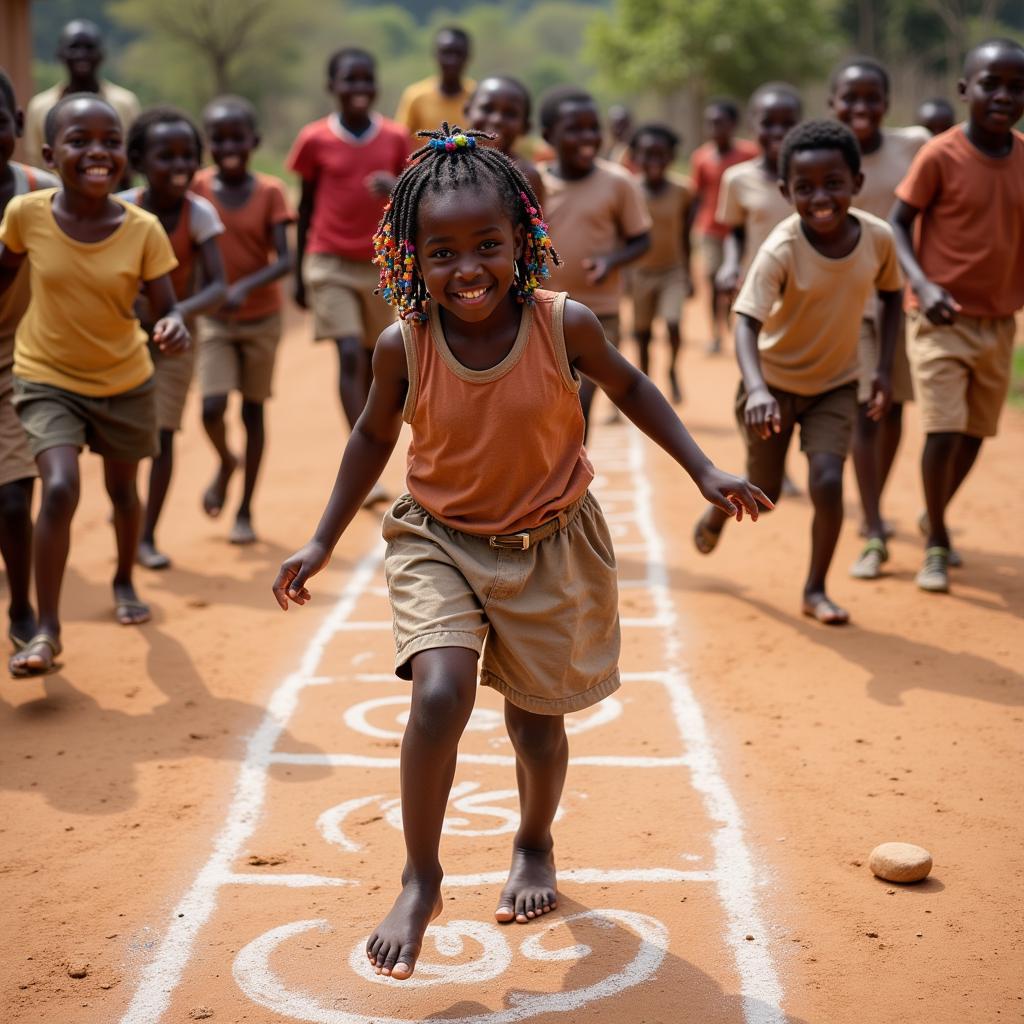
[631,265,687,333]
[198,313,282,402]
[148,337,194,433]
[907,311,1016,438]
[383,491,621,715]
[13,375,157,462]
[304,252,393,349]
[857,317,914,405]
[0,364,36,486]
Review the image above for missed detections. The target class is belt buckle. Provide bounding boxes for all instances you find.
[489,532,531,550]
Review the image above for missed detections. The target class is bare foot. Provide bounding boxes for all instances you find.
[202,455,237,518]
[494,846,557,924]
[113,581,151,626]
[138,539,171,570]
[801,591,849,626]
[365,878,443,980]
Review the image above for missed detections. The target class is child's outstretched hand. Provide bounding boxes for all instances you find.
[697,466,773,522]
[866,372,892,421]
[743,386,782,439]
[273,540,330,610]
[916,280,961,325]
[152,314,190,355]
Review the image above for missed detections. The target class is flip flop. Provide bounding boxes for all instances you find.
[802,596,850,626]
[8,630,30,652]
[692,513,723,555]
[9,633,62,678]
[115,598,151,626]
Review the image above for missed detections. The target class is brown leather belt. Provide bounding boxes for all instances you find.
[488,493,587,550]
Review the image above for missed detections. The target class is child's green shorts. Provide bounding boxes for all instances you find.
[383,490,621,715]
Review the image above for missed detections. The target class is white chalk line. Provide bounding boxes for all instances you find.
[117,547,384,1024]
[625,429,785,1023]
[267,751,688,768]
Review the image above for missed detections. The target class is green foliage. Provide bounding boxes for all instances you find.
[590,0,841,99]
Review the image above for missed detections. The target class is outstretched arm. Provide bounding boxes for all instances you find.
[889,199,960,324]
[565,300,771,520]
[223,222,293,312]
[272,324,408,609]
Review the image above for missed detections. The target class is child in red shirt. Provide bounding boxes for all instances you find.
[193,96,294,545]
[288,47,410,454]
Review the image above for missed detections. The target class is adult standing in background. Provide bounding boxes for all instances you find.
[394,27,475,138]
[24,19,140,183]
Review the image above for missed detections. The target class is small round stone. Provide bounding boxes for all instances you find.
[868,842,932,883]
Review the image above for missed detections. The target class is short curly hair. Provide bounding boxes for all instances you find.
[538,85,595,135]
[780,119,860,182]
[829,56,890,97]
[126,105,203,172]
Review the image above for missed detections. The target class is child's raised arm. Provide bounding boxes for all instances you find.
[272,323,409,609]
[889,199,961,324]
[564,300,771,521]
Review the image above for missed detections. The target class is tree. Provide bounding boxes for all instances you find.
[589,0,841,115]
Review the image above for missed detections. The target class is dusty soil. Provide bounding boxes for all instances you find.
[1,301,1021,1024]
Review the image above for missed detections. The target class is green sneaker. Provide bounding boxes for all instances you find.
[850,538,888,580]
[917,512,962,567]
[916,546,950,593]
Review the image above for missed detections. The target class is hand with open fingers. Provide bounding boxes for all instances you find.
[744,386,781,440]
[867,373,892,421]
[153,314,191,354]
[582,255,611,286]
[273,540,330,610]
[917,281,961,326]
[697,466,773,522]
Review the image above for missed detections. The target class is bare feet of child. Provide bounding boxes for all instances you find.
[114,580,151,626]
[365,877,444,980]
[801,590,849,626]
[494,845,558,923]
[202,454,237,518]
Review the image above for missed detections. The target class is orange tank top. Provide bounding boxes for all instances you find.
[400,289,594,535]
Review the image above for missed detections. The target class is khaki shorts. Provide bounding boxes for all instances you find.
[0,365,36,486]
[631,266,687,333]
[383,490,621,715]
[700,234,726,279]
[907,311,1016,438]
[304,252,393,349]
[13,375,157,462]
[736,380,857,490]
[857,317,914,405]
[198,313,282,401]
[148,339,194,433]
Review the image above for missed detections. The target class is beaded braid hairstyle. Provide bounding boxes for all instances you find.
[373,122,559,321]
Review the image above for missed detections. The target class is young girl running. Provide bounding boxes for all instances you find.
[0,94,188,675]
[120,107,226,569]
[273,124,770,981]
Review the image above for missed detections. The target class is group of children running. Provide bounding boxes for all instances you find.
[1,21,1022,982]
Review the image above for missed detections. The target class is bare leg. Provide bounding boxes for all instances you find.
[706,273,722,353]
[31,446,78,640]
[0,478,37,643]
[921,431,974,549]
[666,322,683,402]
[852,404,884,540]
[366,647,477,980]
[635,327,652,377]
[495,702,566,923]
[201,393,236,517]
[139,428,174,566]
[104,457,149,625]
[233,399,265,541]
[335,336,372,431]
[802,451,847,624]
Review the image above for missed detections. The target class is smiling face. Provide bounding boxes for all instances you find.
[960,45,1024,137]
[205,106,257,179]
[57,22,103,81]
[546,100,601,177]
[465,79,528,154]
[44,98,126,197]
[830,66,888,146]
[632,133,674,187]
[753,92,802,165]
[705,104,736,148]
[330,55,377,121]
[139,120,199,202]
[435,31,470,81]
[415,186,523,323]
[783,147,862,239]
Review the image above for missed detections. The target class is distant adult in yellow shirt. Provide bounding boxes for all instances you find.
[394,27,475,138]
[23,19,140,184]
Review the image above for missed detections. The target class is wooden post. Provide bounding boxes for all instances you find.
[1,0,34,161]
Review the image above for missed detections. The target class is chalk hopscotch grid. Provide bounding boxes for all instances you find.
[118,427,784,1024]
